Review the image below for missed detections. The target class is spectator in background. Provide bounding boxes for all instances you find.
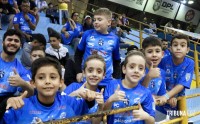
[83,15,93,31]
[13,0,36,42]
[176,23,181,30]
[8,0,19,13]
[186,22,195,32]
[20,33,46,69]
[61,12,83,51]
[149,19,157,33]
[108,18,129,49]
[37,0,48,13]
[58,0,70,24]
[0,0,16,30]
[165,20,173,34]
[161,39,170,57]
[46,2,59,24]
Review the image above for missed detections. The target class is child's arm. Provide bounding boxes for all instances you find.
[104,85,127,110]
[132,103,155,123]
[91,89,104,123]
[8,69,34,97]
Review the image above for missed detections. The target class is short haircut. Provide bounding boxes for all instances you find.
[142,36,162,50]
[22,0,30,4]
[49,32,61,40]
[124,50,146,67]
[83,54,106,73]
[30,46,45,55]
[161,39,168,42]
[31,57,62,81]
[3,29,22,42]
[31,33,47,47]
[71,12,78,18]
[171,34,190,47]
[93,8,112,19]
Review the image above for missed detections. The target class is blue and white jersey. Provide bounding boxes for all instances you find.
[8,0,15,6]
[163,49,171,58]
[145,68,166,96]
[64,82,100,124]
[159,55,194,97]
[3,92,89,124]
[0,56,30,96]
[13,12,36,34]
[78,29,120,84]
[104,79,155,124]
[64,21,83,37]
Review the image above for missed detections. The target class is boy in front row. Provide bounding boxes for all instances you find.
[157,34,194,120]
[0,57,98,123]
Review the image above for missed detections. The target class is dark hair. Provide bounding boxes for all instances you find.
[83,54,106,73]
[142,36,162,50]
[31,57,62,81]
[48,2,53,6]
[30,46,45,55]
[47,27,61,40]
[161,39,168,42]
[3,29,22,42]
[124,50,146,67]
[93,8,112,19]
[22,0,30,4]
[71,12,78,18]
[171,34,190,47]
[31,33,47,47]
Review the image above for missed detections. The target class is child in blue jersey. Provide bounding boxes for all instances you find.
[104,51,155,124]
[64,54,105,123]
[157,34,194,119]
[161,39,170,57]
[141,37,167,103]
[1,57,97,124]
[75,8,121,87]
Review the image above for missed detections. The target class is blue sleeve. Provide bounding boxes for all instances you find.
[142,91,155,118]
[64,83,81,95]
[30,15,36,24]
[65,96,89,115]
[77,31,90,51]
[104,80,117,102]
[18,65,30,82]
[13,14,19,24]
[112,36,120,60]
[178,60,194,89]
[157,70,166,96]
[3,108,20,124]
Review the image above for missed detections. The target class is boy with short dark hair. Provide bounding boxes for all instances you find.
[1,57,97,123]
[75,8,121,87]
[157,34,194,120]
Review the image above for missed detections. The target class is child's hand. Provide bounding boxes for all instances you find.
[76,73,83,82]
[95,88,104,110]
[147,62,160,79]
[85,89,96,101]
[132,103,149,121]
[8,68,25,87]
[155,96,167,106]
[167,97,177,108]
[6,91,28,110]
[64,32,70,38]
[109,84,127,102]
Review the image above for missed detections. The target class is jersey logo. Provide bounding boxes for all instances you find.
[185,73,191,81]
[98,38,104,46]
[108,40,114,45]
[90,36,95,41]
[0,70,5,78]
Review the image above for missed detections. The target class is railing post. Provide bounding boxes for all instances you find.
[103,115,107,124]
[194,43,200,87]
[178,96,188,124]
[139,23,143,48]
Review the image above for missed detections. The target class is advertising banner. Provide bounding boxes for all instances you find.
[108,0,147,11]
[144,0,180,19]
[176,4,200,25]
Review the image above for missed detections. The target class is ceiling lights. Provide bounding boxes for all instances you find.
[180,0,194,4]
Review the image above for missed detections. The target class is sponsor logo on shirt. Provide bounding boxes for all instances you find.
[185,73,191,81]
[108,40,114,45]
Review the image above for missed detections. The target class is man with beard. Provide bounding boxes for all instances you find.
[0,29,34,107]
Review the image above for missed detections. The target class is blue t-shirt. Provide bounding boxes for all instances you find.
[159,55,194,97]
[0,56,30,96]
[163,49,171,57]
[78,29,120,85]
[64,82,100,124]
[8,0,15,6]
[13,12,36,34]
[104,79,155,124]
[145,68,166,96]
[3,92,89,124]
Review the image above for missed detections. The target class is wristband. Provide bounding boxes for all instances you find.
[164,93,170,100]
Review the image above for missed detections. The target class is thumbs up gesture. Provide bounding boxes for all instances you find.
[147,62,160,79]
[132,103,149,121]
[6,91,28,110]
[110,84,127,102]
[95,88,104,110]
[8,68,25,87]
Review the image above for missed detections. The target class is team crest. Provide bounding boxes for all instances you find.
[98,39,104,46]
[0,70,5,78]
[185,73,191,81]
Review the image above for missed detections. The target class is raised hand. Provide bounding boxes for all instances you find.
[8,68,25,87]
[6,91,28,110]
[110,84,127,102]
[132,103,149,121]
[95,88,104,110]
[147,62,160,79]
